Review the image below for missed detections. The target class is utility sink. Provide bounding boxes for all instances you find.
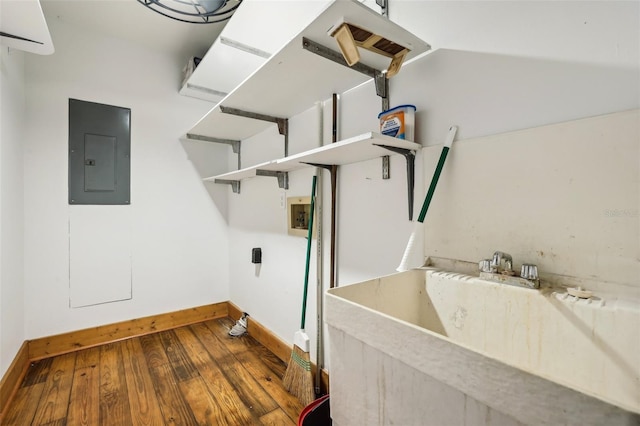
[325,268,640,426]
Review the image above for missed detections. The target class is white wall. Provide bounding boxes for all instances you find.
[22,17,230,339]
[225,0,640,368]
[228,105,323,349]
[422,110,639,297]
[0,47,26,378]
[397,1,639,68]
[337,47,640,280]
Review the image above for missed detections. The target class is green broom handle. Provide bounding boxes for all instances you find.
[417,126,457,223]
[417,146,449,223]
[301,175,317,330]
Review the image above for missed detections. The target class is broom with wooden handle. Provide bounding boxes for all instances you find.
[397,126,458,272]
[283,175,317,406]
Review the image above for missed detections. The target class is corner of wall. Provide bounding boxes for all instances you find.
[0,46,26,379]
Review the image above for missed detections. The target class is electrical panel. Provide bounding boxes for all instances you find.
[68,99,131,205]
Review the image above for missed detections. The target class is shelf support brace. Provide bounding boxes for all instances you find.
[186,133,242,171]
[302,37,389,111]
[306,163,338,291]
[214,179,241,194]
[256,170,289,190]
[186,133,240,154]
[376,144,416,220]
[376,75,390,111]
[219,106,289,157]
[304,163,333,171]
[376,0,388,18]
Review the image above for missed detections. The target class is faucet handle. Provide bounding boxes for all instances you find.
[520,264,539,280]
[479,259,495,273]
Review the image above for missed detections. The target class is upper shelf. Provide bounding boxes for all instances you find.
[0,0,54,55]
[203,132,421,182]
[180,40,268,103]
[179,0,330,103]
[187,0,431,141]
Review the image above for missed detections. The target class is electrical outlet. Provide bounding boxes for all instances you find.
[279,192,285,209]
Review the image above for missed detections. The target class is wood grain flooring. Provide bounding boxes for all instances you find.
[3,318,305,425]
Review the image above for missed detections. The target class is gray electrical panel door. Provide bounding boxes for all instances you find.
[69,99,131,205]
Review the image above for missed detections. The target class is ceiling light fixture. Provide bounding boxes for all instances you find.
[137,0,242,24]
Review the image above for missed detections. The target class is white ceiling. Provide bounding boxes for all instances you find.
[40,0,228,59]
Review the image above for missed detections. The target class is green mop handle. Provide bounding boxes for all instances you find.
[417,126,457,223]
[301,175,317,330]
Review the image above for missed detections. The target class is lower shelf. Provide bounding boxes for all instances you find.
[202,132,420,219]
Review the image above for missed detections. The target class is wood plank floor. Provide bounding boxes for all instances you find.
[4,318,305,425]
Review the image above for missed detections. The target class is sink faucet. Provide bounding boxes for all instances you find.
[491,251,513,273]
[479,251,540,289]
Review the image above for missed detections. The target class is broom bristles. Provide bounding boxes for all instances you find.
[283,345,315,406]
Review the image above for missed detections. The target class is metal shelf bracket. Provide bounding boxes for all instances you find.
[256,170,289,190]
[376,0,388,17]
[302,37,389,111]
[214,179,241,194]
[186,133,240,154]
[187,133,243,188]
[187,132,242,176]
[375,144,416,220]
[219,106,289,157]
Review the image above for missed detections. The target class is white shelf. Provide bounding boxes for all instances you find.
[179,0,329,103]
[276,132,420,171]
[202,160,277,182]
[179,41,268,103]
[203,132,421,182]
[187,0,431,141]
